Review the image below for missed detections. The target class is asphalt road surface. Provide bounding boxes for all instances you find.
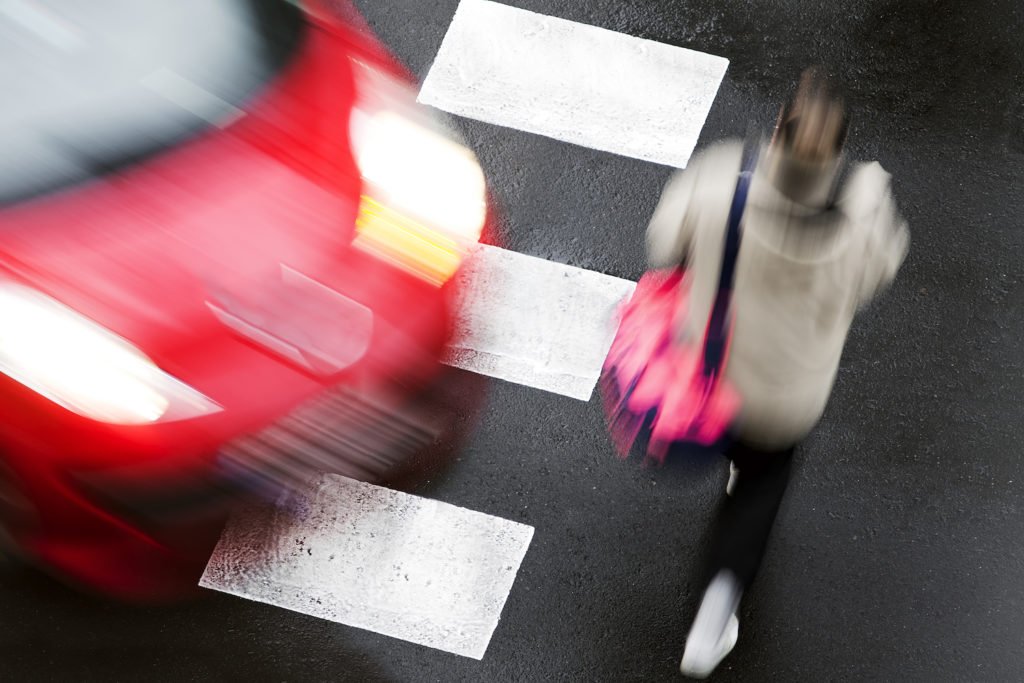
[2,0,1023,681]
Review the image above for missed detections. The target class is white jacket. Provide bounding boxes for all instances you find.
[646,140,909,448]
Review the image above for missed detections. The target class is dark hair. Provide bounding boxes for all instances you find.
[774,67,849,160]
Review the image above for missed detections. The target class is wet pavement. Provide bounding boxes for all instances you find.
[2,0,1022,680]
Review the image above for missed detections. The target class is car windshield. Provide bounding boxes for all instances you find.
[0,0,304,205]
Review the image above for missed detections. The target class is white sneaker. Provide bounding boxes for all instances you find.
[726,462,739,497]
[681,571,742,679]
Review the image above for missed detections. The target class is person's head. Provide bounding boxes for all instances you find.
[772,67,848,163]
[766,68,848,204]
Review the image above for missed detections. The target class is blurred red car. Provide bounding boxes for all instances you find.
[0,0,491,599]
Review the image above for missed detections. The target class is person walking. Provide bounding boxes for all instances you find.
[640,68,909,678]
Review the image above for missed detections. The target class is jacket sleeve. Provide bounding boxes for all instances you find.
[845,161,910,306]
[645,159,702,269]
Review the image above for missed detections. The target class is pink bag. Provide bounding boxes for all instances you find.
[599,269,740,463]
[600,144,757,463]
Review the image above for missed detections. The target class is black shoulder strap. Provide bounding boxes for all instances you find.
[701,141,759,380]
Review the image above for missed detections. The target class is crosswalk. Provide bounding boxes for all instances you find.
[419,0,728,169]
[201,0,727,661]
[443,244,635,401]
[201,473,534,660]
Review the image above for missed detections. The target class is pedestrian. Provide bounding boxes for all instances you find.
[637,68,909,677]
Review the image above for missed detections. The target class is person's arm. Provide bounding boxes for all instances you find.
[645,160,702,269]
[844,162,910,305]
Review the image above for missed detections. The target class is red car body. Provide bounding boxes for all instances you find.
[0,1,490,600]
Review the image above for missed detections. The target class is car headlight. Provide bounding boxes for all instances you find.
[349,59,486,285]
[0,285,220,425]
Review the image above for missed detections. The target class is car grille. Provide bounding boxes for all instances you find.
[64,385,443,527]
[218,384,441,494]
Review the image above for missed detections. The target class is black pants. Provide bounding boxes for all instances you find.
[705,440,795,591]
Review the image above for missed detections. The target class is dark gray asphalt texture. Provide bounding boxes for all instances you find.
[3,1,1023,681]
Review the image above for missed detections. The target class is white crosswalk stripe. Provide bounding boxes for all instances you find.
[419,0,728,168]
[201,474,534,660]
[443,244,636,401]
